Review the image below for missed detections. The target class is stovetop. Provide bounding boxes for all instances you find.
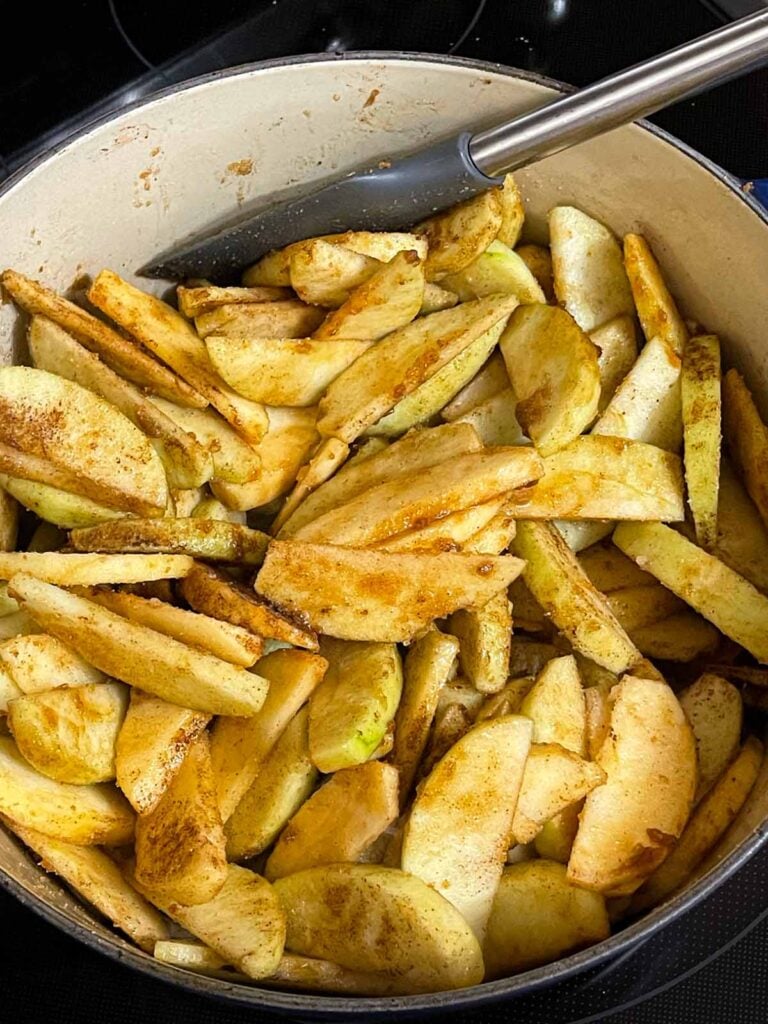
[1,2,767,1022]
[2,0,768,180]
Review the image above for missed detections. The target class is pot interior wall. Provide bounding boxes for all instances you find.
[0,54,767,1010]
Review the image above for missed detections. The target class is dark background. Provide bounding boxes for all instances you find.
[1,1,767,1021]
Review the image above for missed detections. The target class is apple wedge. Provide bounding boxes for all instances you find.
[313,249,424,341]
[88,270,269,445]
[418,188,503,281]
[453,388,527,448]
[722,368,768,530]
[365,320,509,438]
[623,233,688,354]
[265,761,398,879]
[592,315,638,413]
[147,396,261,485]
[8,682,128,784]
[0,735,134,845]
[84,589,263,667]
[520,655,587,755]
[309,639,402,773]
[115,690,210,814]
[196,300,326,339]
[69,518,269,566]
[604,584,686,632]
[593,334,683,451]
[0,552,194,587]
[497,174,525,247]
[3,820,168,951]
[549,206,635,333]
[317,294,517,442]
[391,629,459,806]
[137,864,286,980]
[224,706,318,861]
[374,497,506,554]
[28,316,213,490]
[442,240,545,303]
[499,304,600,455]
[255,541,524,643]
[681,335,722,549]
[585,684,612,760]
[464,500,519,555]
[210,406,319,511]
[516,243,554,300]
[401,715,532,940]
[484,861,609,978]
[631,734,763,912]
[8,575,269,716]
[177,561,317,650]
[205,335,371,406]
[630,612,719,662]
[714,460,768,593]
[292,447,542,547]
[678,674,743,803]
[0,633,104,692]
[613,521,768,663]
[511,744,606,844]
[577,540,655,592]
[271,439,350,535]
[273,864,483,993]
[134,733,228,906]
[568,674,696,895]
[0,366,168,516]
[210,649,327,820]
[177,284,289,318]
[450,590,512,695]
[510,435,684,521]
[513,522,641,673]
[279,422,481,536]
[441,351,509,421]
[290,239,380,306]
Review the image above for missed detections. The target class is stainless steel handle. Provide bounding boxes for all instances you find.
[470,8,768,176]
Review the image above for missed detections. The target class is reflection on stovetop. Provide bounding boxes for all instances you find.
[1,0,767,180]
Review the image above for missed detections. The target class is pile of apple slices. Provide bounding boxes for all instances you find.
[0,176,766,994]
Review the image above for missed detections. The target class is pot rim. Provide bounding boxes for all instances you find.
[1,50,767,1018]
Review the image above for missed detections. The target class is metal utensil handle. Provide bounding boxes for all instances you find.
[470,8,768,175]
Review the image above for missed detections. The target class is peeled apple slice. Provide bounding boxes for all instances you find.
[273,864,484,993]
[401,715,532,940]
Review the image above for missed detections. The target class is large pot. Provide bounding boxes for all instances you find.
[1,53,767,1021]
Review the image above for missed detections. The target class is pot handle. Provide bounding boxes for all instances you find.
[745,178,768,210]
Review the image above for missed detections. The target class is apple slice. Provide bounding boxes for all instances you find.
[265,761,398,879]
[550,207,634,333]
[0,366,168,516]
[255,541,524,643]
[484,860,609,977]
[0,735,134,845]
[568,674,697,895]
[401,716,532,940]
[309,639,402,773]
[273,864,483,993]
[499,304,600,455]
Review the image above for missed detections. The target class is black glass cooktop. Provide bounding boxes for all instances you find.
[2,0,767,180]
[1,2,767,1022]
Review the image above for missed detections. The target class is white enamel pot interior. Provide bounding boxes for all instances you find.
[1,53,767,1020]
